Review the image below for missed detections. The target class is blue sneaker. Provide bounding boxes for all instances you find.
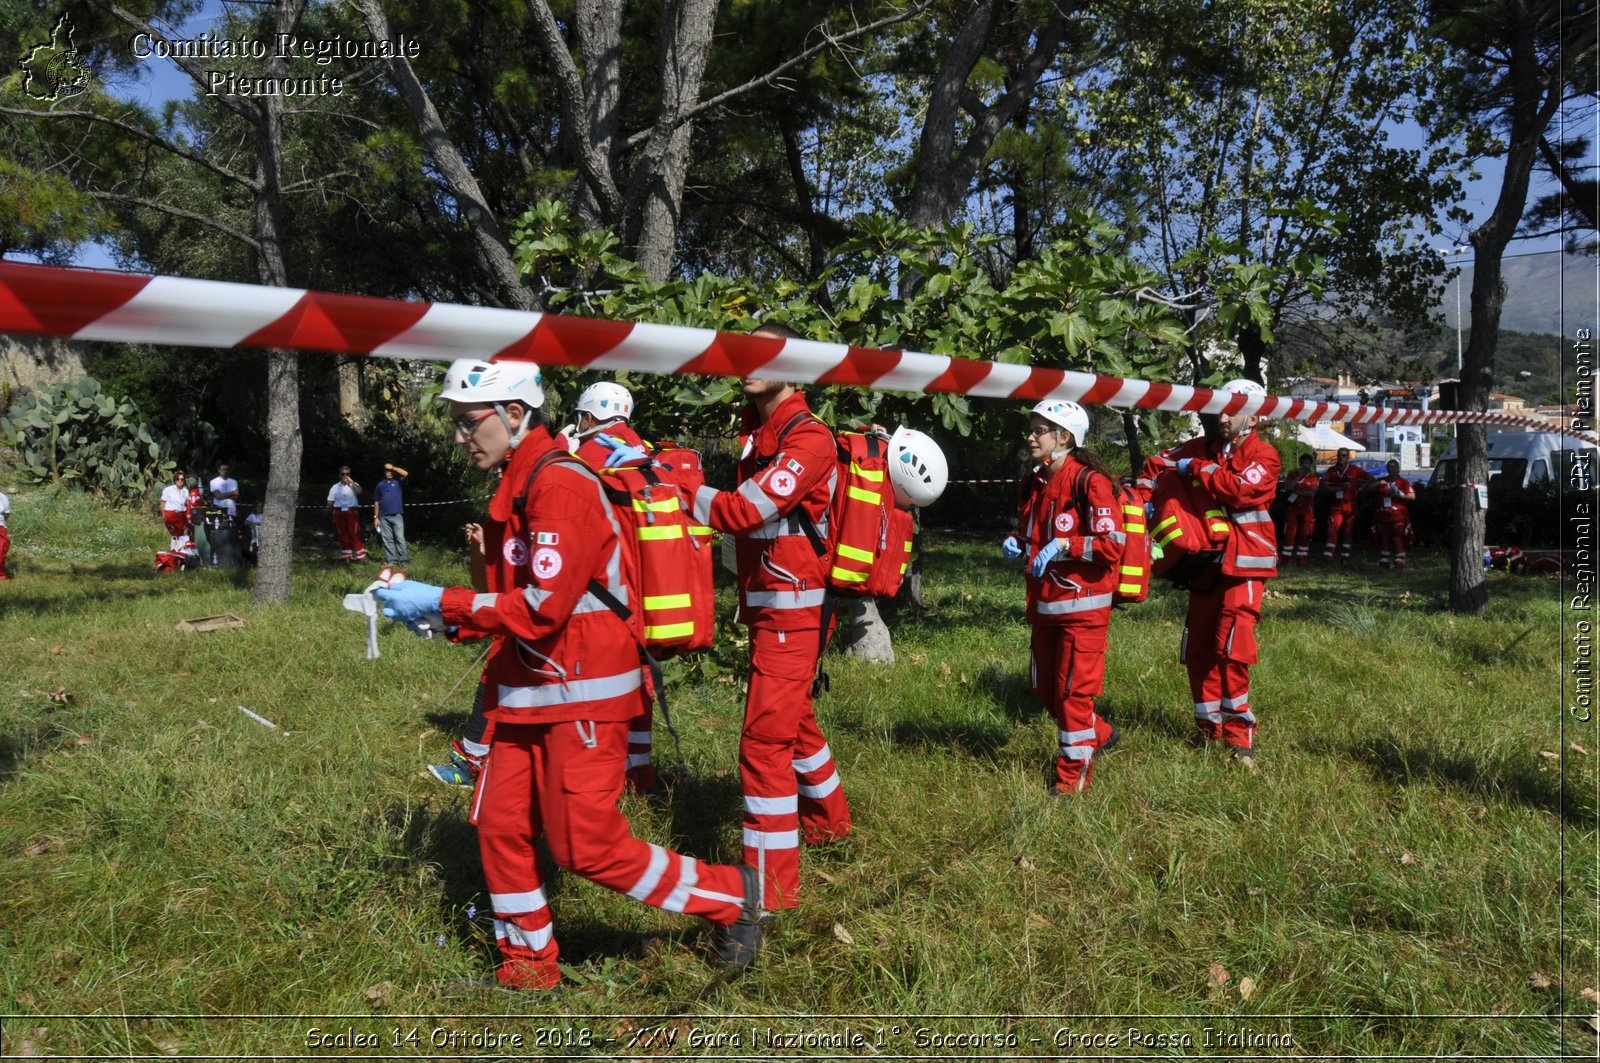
[427,746,481,789]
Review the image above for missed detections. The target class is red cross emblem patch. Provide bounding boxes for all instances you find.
[532,547,562,579]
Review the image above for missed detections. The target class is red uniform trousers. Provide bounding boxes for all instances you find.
[1183,575,1262,751]
[0,526,9,579]
[742,624,852,910]
[1323,507,1356,561]
[162,511,189,540]
[1282,505,1314,564]
[330,508,367,560]
[1029,621,1114,793]
[1376,514,1408,568]
[471,718,746,989]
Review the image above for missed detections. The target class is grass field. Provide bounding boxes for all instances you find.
[0,490,1594,1059]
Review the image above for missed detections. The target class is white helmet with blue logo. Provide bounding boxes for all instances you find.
[887,426,948,509]
[439,358,545,411]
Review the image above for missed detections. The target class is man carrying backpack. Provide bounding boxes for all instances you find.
[375,358,766,988]
[1159,379,1279,772]
[655,322,854,914]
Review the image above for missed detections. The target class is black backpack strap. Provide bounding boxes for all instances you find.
[582,578,684,774]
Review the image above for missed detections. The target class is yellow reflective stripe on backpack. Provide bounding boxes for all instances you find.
[644,621,695,640]
[849,461,885,482]
[1118,583,1141,594]
[846,485,881,505]
[1157,526,1183,547]
[644,593,692,611]
[829,566,871,583]
[835,543,874,565]
[689,525,712,537]
[1120,565,1143,576]
[637,525,685,541]
[632,496,681,513]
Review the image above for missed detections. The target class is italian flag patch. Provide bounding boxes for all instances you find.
[536,532,559,545]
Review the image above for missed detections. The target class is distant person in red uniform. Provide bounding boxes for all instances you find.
[376,358,766,988]
[327,465,368,563]
[1280,455,1319,567]
[1004,399,1122,795]
[1159,380,1280,771]
[1367,459,1415,569]
[0,488,10,580]
[1319,448,1367,562]
[159,470,191,549]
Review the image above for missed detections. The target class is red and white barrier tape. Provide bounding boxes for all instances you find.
[2,262,1593,446]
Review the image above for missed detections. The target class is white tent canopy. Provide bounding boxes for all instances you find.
[1296,422,1364,451]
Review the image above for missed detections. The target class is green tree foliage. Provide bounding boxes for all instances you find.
[1,376,180,505]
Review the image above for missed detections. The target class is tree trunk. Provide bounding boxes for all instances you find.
[1446,1,1568,615]
[907,3,1069,231]
[250,0,304,607]
[622,0,718,280]
[838,596,895,664]
[338,360,364,427]
[357,0,536,311]
[1121,410,1144,474]
[573,0,624,228]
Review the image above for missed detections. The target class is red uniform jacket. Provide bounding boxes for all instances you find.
[1321,462,1367,512]
[1020,455,1124,626]
[1286,469,1320,510]
[1373,475,1414,522]
[692,391,836,631]
[1166,430,1279,579]
[439,428,643,724]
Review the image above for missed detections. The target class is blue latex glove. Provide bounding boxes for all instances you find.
[1000,535,1023,561]
[375,579,444,623]
[1175,457,1194,475]
[595,432,648,468]
[1029,538,1065,576]
[1144,501,1156,522]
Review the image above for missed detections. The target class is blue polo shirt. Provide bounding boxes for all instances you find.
[375,477,404,516]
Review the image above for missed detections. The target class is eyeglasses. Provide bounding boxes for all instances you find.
[1024,426,1057,438]
[453,409,496,440]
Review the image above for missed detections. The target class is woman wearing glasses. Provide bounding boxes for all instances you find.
[1003,400,1123,795]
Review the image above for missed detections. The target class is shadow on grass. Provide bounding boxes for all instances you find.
[0,561,258,615]
[1332,735,1596,828]
[1100,695,1198,742]
[662,768,745,865]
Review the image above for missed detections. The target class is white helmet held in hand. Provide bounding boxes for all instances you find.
[1031,399,1090,447]
[887,426,948,508]
[576,381,634,422]
[439,358,545,411]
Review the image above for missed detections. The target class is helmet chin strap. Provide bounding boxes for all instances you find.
[1049,431,1075,464]
[497,401,540,450]
[574,416,623,442]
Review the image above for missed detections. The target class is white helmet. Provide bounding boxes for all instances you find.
[1221,377,1267,397]
[1031,399,1089,447]
[576,381,634,422]
[887,426,948,508]
[439,358,545,410]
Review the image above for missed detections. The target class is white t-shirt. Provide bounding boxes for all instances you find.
[328,482,359,510]
[210,476,239,516]
[0,491,8,528]
[161,484,188,512]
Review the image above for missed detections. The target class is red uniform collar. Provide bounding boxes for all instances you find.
[489,426,558,523]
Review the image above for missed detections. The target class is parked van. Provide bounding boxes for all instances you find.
[1433,431,1596,489]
